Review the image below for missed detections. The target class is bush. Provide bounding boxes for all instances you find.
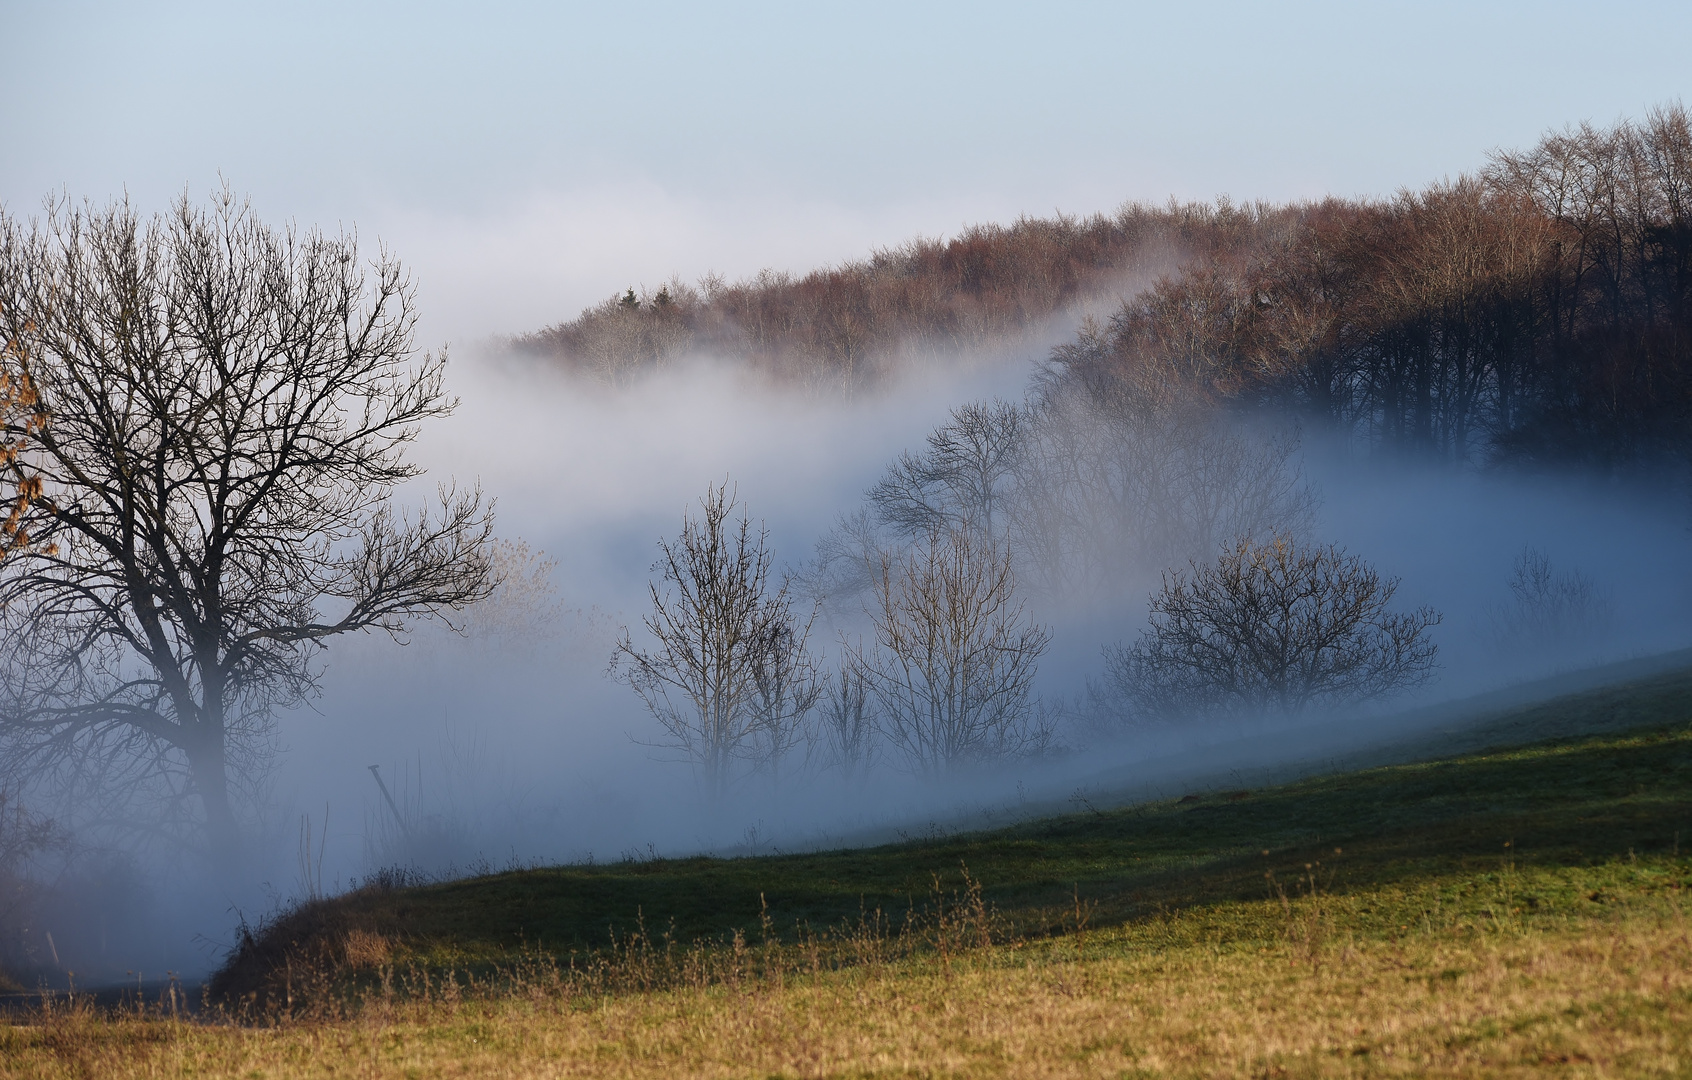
[1105,534,1440,722]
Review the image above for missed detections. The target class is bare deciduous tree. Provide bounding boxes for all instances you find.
[1485,546,1614,660]
[745,619,823,783]
[869,400,1025,541]
[1106,534,1439,722]
[1012,376,1318,600]
[817,663,876,780]
[612,484,818,800]
[848,528,1051,773]
[0,191,497,856]
[799,507,885,615]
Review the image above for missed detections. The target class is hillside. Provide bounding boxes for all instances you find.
[210,661,1692,1005]
[4,662,1688,1077]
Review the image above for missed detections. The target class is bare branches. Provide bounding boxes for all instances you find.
[612,484,818,800]
[869,400,1024,542]
[1106,534,1440,723]
[847,528,1051,773]
[818,664,876,780]
[0,190,495,853]
[1011,380,1317,599]
[1485,546,1615,661]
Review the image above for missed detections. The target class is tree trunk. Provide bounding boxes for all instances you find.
[187,731,239,859]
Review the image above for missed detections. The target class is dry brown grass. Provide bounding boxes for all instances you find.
[3,901,1688,1079]
[10,708,1691,1076]
[340,928,393,970]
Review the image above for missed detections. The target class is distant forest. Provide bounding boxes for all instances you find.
[516,105,1691,470]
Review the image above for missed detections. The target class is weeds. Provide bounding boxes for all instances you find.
[203,861,1017,1024]
[1265,852,1339,967]
[6,704,1691,1076]
[5,877,1690,1080]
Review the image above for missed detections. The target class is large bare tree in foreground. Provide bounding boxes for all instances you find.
[0,192,496,856]
[613,485,819,801]
[1106,534,1439,722]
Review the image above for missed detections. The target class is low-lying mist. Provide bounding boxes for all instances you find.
[288,343,1691,870]
[16,338,1692,987]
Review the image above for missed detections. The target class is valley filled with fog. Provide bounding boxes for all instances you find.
[3,108,1691,990]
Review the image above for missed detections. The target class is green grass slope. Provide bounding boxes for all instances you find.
[211,662,1692,1005]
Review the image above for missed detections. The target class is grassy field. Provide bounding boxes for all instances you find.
[3,666,1692,1077]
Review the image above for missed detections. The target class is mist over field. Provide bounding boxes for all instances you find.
[5,78,1692,998]
[257,342,1691,913]
[7,319,1691,985]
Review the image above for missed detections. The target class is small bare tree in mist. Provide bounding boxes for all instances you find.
[799,508,886,614]
[818,663,877,780]
[847,528,1052,773]
[1012,374,1318,599]
[745,620,823,784]
[1486,546,1614,659]
[1106,534,1439,722]
[612,484,819,801]
[0,191,497,858]
[869,400,1025,541]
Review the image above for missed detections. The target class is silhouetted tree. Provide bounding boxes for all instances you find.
[0,191,497,856]
[818,663,876,780]
[869,400,1024,542]
[1107,534,1439,721]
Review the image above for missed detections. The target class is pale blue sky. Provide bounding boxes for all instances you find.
[3,0,1688,340]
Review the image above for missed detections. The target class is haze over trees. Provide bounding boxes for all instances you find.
[598,109,1691,754]
[4,104,1670,882]
[514,217,1176,388]
[1053,106,1692,469]
[617,484,1056,782]
[0,191,497,857]
[521,106,1692,473]
[805,387,1317,617]
[1485,546,1615,661]
[1012,377,1318,600]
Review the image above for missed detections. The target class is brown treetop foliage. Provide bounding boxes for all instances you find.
[514,202,1291,388]
[521,104,1692,468]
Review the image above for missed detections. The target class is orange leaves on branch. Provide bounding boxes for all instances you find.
[1,324,52,561]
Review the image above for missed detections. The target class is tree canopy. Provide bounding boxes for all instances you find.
[0,191,495,855]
